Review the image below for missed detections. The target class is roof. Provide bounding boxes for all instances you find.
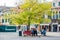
[0,6,16,11]
[0,6,10,12]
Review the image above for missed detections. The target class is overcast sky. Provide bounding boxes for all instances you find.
[0,0,23,7]
[0,0,52,7]
[47,0,52,2]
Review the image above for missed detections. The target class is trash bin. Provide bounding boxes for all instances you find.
[19,31,22,36]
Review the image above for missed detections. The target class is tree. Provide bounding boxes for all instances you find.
[10,0,52,29]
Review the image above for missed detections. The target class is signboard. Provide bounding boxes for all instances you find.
[0,25,16,32]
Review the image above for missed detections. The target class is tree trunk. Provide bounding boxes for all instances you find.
[27,16,31,30]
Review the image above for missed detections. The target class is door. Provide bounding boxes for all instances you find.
[49,26,51,32]
[59,27,60,32]
[53,25,57,32]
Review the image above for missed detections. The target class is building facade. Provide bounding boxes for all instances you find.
[0,6,11,25]
[37,0,60,32]
[0,6,16,25]
[51,0,60,32]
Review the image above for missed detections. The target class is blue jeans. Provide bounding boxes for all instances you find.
[43,31,46,36]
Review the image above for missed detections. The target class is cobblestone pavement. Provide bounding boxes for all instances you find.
[0,32,60,40]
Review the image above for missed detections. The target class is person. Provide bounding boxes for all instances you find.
[41,27,46,36]
[19,29,22,36]
[34,28,38,36]
[43,28,46,36]
[18,26,21,30]
[31,28,34,36]
[41,29,44,36]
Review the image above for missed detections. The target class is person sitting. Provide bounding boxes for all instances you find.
[34,28,38,36]
[31,28,34,36]
[43,28,46,36]
[41,29,44,36]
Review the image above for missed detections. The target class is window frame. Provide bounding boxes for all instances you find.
[58,2,60,6]
[53,2,55,7]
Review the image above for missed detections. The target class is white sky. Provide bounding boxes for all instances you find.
[47,0,52,2]
[0,0,52,7]
[0,0,23,7]
[0,0,16,7]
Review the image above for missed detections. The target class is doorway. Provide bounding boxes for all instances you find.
[59,27,60,32]
[53,25,57,32]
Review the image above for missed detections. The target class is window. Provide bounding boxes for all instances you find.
[53,11,55,19]
[5,19,7,22]
[53,15,55,19]
[48,16,51,19]
[2,19,4,23]
[59,2,60,6]
[0,11,1,13]
[8,19,10,22]
[56,14,58,19]
[53,3,55,7]
[59,11,60,18]
[56,11,58,19]
[56,11,58,13]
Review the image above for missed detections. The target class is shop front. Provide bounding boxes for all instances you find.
[58,25,60,32]
[37,24,51,32]
[51,23,59,32]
